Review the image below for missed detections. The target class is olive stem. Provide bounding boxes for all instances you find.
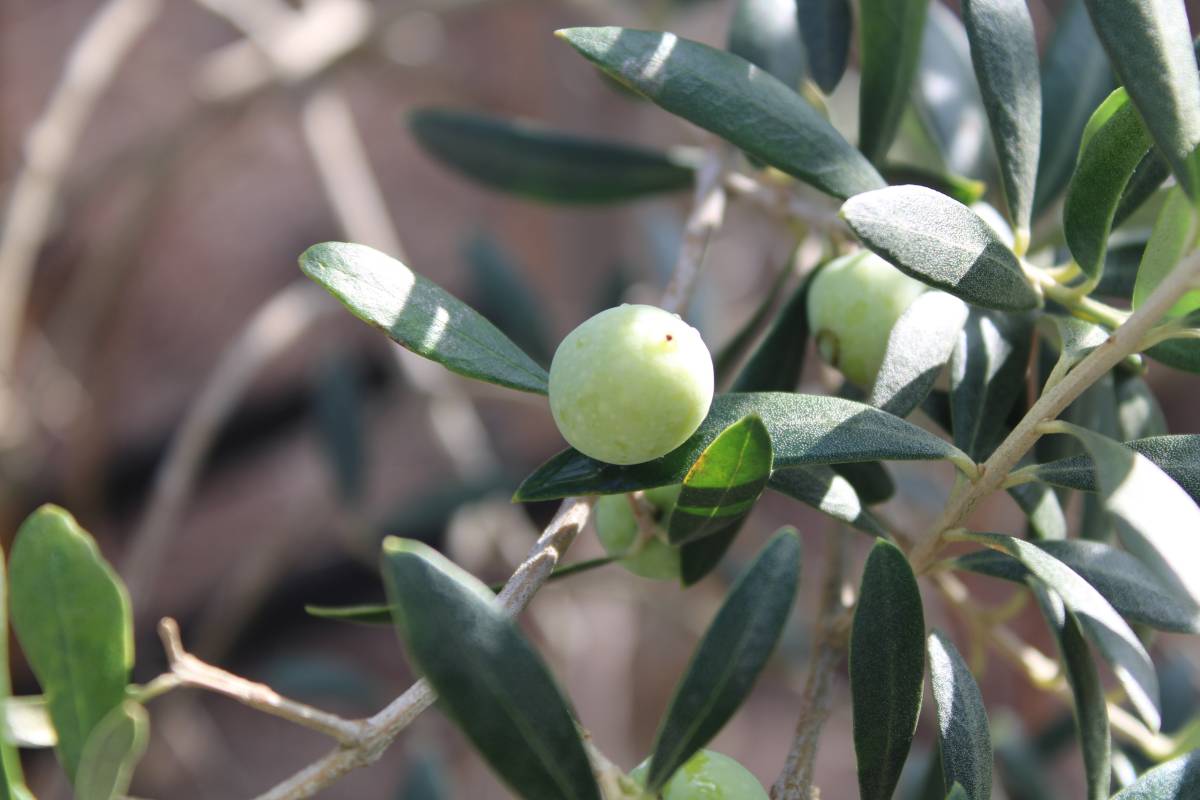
[910,245,1200,574]
[661,144,731,315]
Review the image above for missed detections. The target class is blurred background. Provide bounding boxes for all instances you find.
[2,0,1200,797]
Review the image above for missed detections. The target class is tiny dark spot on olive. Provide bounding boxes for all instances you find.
[666,334,674,341]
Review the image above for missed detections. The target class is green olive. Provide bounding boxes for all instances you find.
[629,749,768,799]
[548,304,714,465]
[594,486,681,580]
[806,252,928,387]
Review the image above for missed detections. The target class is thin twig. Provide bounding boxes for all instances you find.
[771,535,852,800]
[661,145,731,315]
[909,246,1200,573]
[157,618,362,744]
[0,0,162,443]
[247,496,594,800]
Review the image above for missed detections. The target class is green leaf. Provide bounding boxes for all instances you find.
[381,539,600,800]
[796,0,851,93]
[1082,0,1200,198]
[955,539,1200,633]
[1063,88,1155,282]
[75,701,149,800]
[306,603,393,626]
[960,0,1041,243]
[1093,234,1148,299]
[1034,436,1200,504]
[0,549,28,800]
[299,242,549,394]
[647,530,801,790]
[557,27,884,199]
[869,291,969,417]
[858,0,929,164]
[515,392,968,501]
[1114,151,1173,228]
[728,0,805,88]
[1033,0,1114,215]
[832,461,895,506]
[928,630,993,800]
[1114,372,1167,440]
[408,108,694,204]
[957,532,1160,730]
[679,530,739,587]
[714,263,793,386]
[913,4,994,179]
[840,186,1039,311]
[881,164,988,206]
[1133,185,1200,315]
[1112,749,1200,799]
[9,506,132,782]
[1049,425,1200,611]
[768,466,886,535]
[851,539,925,800]
[950,310,1035,460]
[464,232,553,367]
[1007,481,1068,541]
[1030,587,1109,800]
[945,784,969,800]
[1146,337,1200,373]
[729,274,809,393]
[668,416,772,545]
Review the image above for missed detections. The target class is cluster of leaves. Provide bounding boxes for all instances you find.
[10,0,1200,798]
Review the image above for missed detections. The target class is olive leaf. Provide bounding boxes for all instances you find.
[300,242,550,394]
[840,185,1039,312]
[556,27,884,199]
[858,0,928,163]
[869,291,969,417]
[768,466,886,536]
[928,631,993,800]
[851,540,925,800]
[950,309,1034,460]
[75,702,149,800]
[727,0,805,88]
[1112,749,1200,799]
[796,0,851,93]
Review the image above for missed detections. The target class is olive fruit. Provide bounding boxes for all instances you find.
[548,304,714,465]
[629,749,768,799]
[593,485,681,580]
[806,252,928,387]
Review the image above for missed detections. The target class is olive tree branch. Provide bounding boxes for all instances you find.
[661,145,731,315]
[247,496,594,800]
[910,246,1200,573]
[771,534,852,800]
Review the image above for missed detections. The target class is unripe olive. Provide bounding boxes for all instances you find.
[806,252,928,387]
[629,749,769,799]
[548,304,714,465]
[594,486,681,580]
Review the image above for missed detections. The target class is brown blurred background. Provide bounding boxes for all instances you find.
[2,1,1200,798]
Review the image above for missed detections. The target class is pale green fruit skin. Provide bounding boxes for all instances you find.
[549,304,714,465]
[594,486,681,580]
[629,749,768,800]
[806,252,928,387]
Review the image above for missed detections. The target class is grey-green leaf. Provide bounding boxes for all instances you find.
[950,310,1035,460]
[796,0,851,93]
[1063,89,1156,281]
[961,0,1041,243]
[1030,587,1109,800]
[408,108,694,204]
[840,186,1039,311]
[381,538,600,800]
[1007,481,1068,541]
[928,630,993,800]
[299,242,549,394]
[1034,0,1114,215]
[1083,0,1200,198]
[1115,372,1168,440]
[515,392,969,501]
[769,465,886,535]
[728,0,805,88]
[75,702,149,800]
[1051,425,1200,612]
[851,539,925,800]
[869,291,969,417]
[1034,435,1200,504]
[958,532,1160,730]
[668,415,772,545]
[9,505,133,782]
[955,538,1200,634]
[647,530,801,790]
[858,0,929,164]
[1132,185,1200,314]
[556,27,884,199]
[1112,749,1200,799]
[730,274,809,393]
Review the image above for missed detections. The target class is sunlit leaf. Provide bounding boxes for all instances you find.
[768,466,886,535]
[950,309,1034,460]
[1111,749,1200,798]
[928,630,992,800]
[1132,185,1200,316]
[75,702,148,800]
[870,291,968,417]
[728,0,805,88]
